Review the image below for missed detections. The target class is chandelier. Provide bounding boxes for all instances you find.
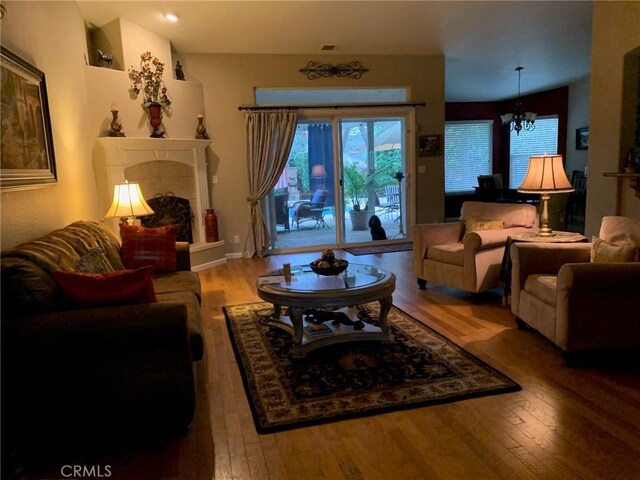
[501,67,536,135]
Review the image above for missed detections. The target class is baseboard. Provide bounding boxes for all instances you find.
[225,252,243,259]
[191,257,227,272]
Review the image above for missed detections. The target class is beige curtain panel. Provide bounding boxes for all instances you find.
[243,110,298,257]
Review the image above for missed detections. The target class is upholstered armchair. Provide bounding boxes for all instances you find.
[411,201,538,294]
[291,189,328,229]
[510,216,640,364]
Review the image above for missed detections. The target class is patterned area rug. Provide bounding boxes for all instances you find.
[224,302,521,433]
[342,242,413,256]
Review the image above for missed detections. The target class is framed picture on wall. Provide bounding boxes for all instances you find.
[418,134,441,157]
[1,46,57,190]
[575,127,589,151]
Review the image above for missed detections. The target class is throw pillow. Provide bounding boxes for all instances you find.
[75,247,115,274]
[464,217,504,239]
[53,266,157,307]
[591,236,638,263]
[120,224,179,272]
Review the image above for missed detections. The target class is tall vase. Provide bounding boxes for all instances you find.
[205,209,219,242]
[147,102,165,138]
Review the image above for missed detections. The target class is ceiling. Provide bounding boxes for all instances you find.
[77,1,594,102]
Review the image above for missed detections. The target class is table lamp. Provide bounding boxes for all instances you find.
[518,154,574,237]
[105,180,154,225]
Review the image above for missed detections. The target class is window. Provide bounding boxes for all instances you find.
[444,121,493,193]
[509,116,559,189]
[255,88,407,105]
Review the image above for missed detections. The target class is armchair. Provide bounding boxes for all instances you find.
[291,189,328,229]
[510,216,640,364]
[411,201,538,293]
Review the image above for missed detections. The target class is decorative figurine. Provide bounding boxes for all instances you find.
[195,113,209,139]
[108,106,125,137]
[175,61,185,81]
[96,49,113,69]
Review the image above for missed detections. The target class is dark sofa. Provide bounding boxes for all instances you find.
[1,221,203,446]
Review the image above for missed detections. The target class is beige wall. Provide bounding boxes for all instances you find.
[183,53,445,253]
[1,1,100,249]
[587,1,640,235]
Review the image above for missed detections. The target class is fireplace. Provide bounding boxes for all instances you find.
[94,137,212,246]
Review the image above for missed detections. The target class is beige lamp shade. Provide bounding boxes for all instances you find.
[518,154,574,193]
[105,181,154,223]
[311,164,327,178]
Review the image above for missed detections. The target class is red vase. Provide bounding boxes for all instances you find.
[147,102,165,138]
[205,209,219,242]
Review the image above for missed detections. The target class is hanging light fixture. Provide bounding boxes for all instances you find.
[501,67,537,135]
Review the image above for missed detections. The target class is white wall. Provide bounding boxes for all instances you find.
[1,1,99,248]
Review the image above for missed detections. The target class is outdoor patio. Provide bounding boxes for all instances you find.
[272,207,407,250]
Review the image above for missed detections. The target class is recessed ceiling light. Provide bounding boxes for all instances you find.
[164,12,180,22]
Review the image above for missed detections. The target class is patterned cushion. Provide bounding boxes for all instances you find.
[591,236,638,263]
[76,248,115,274]
[464,217,504,239]
[53,266,157,307]
[120,224,179,272]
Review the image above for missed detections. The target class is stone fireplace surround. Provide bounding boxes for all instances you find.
[94,137,225,269]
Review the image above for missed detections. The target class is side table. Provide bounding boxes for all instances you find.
[500,231,587,305]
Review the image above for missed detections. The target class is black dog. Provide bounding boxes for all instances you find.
[369,215,387,241]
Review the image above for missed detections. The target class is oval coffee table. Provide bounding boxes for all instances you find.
[257,263,396,357]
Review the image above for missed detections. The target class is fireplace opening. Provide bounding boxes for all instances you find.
[141,192,194,243]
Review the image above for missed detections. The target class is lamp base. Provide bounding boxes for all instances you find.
[536,228,556,237]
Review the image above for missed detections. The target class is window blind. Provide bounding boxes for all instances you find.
[444,121,493,193]
[509,116,559,189]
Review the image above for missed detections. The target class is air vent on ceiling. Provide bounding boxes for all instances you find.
[321,45,336,51]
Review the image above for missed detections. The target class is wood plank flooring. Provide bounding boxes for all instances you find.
[18,250,640,479]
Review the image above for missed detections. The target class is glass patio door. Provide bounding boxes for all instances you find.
[339,118,406,244]
[266,114,409,252]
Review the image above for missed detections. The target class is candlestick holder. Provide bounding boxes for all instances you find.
[109,109,125,137]
[195,116,209,140]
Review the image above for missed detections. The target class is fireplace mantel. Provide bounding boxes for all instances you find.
[94,136,214,247]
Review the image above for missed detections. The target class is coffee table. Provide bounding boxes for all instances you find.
[256,263,396,357]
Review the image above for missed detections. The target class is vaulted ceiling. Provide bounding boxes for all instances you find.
[77,0,594,102]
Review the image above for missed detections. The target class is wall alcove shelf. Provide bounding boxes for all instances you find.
[603,172,640,198]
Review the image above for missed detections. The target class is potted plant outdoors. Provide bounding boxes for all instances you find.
[344,163,372,230]
[129,52,172,138]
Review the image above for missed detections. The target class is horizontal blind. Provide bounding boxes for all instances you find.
[444,121,493,193]
[509,116,559,188]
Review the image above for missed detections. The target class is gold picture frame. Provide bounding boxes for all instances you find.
[1,46,57,190]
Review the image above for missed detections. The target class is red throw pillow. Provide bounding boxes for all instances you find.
[120,224,179,272]
[53,266,157,307]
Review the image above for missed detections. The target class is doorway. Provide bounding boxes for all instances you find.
[266,110,412,252]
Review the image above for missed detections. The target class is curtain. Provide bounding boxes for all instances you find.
[308,123,334,206]
[243,110,298,257]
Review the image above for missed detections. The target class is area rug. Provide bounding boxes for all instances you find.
[224,302,521,433]
[342,241,413,256]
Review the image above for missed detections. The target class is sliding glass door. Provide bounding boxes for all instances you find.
[340,118,406,244]
[266,110,411,252]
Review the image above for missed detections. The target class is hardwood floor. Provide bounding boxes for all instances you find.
[17,250,640,479]
[199,251,640,480]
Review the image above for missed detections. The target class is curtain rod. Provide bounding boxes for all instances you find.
[238,102,426,111]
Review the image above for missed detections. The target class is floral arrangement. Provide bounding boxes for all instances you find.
[128,52,172,109]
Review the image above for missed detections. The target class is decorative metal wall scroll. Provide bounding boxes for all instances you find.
[299,61,369,80]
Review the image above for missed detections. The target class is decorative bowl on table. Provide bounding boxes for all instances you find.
[310,249,348,276]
